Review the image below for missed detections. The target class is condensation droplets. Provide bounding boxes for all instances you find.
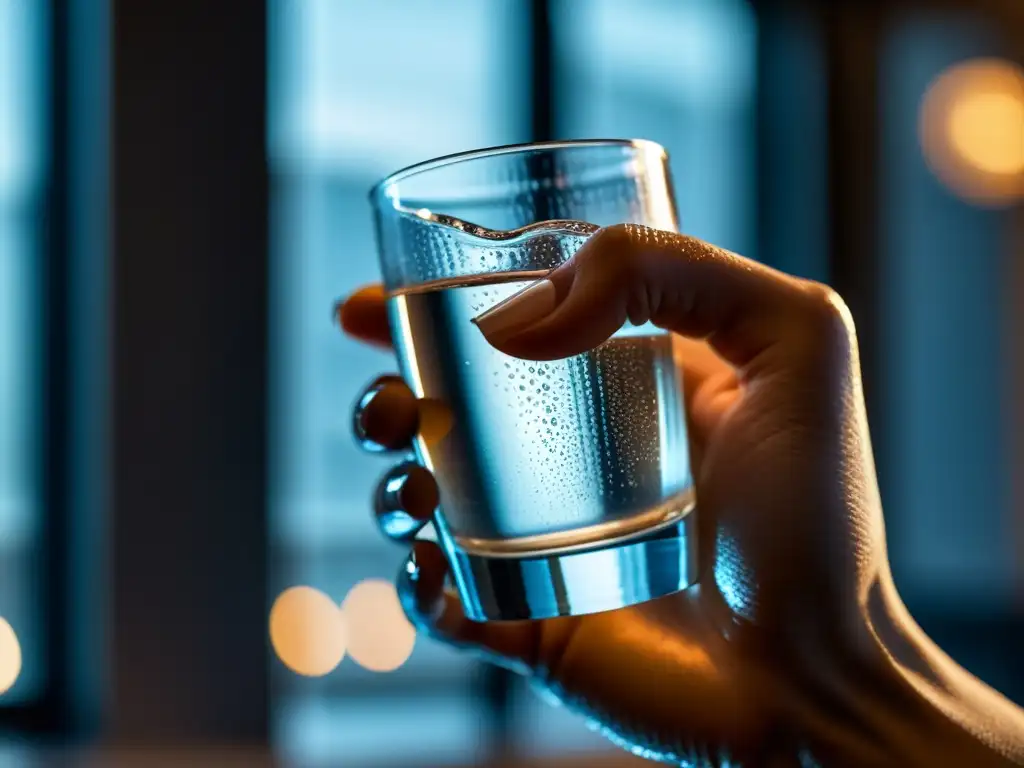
[393,237,691,542]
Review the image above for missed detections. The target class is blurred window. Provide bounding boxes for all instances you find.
[268,0,758,762]
[0,0,47,705]
[268,2,523,764]
[553,0,757,258]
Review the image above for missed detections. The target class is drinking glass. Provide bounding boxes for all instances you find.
[370,139,697,621]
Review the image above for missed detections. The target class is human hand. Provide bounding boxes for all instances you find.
[339,225,1024,766]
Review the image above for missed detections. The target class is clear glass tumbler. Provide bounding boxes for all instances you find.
[370,139,697,621]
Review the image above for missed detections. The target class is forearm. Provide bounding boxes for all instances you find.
[794,577,1024,767]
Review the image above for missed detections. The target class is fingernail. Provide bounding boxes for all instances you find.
[374,463,431,541]
[472,279,557,340]
[399,543,447,625]
[352,375,415,452]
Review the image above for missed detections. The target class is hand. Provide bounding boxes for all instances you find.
[339,225,1024,766]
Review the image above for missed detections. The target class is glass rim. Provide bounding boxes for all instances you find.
[369,138,667,199]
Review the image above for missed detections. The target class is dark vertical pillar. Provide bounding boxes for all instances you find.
[1006,26,1024,609]
[822,2,887,489]
[110,0,269,742]
[527,0,559,222]
[42,0,73,732]
[530,0,556,143]
[3,0,111,737]
[66,0,111,735]
[1008,203,1024,608]
[754,1,830,282]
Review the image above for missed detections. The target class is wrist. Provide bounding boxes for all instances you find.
[790,573,1024,767]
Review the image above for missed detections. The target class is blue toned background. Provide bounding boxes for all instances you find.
[267,1,756,764]
[0,0,1022,766]
[0,0,47,706]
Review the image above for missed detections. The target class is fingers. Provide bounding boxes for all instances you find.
[397,541,449,627]
[356,389,545,677]
[355,375,457,547]
[472,224,854,374]
[674,336,736,418]
[353,375,419,452]
[373,461,438,541]
[355,375,437,544]
[672,336,732,391]
[337,284,391,349]
[397,541,544,676]
[665,336,737,455]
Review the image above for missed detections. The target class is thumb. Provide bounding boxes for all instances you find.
[472,224,853,372]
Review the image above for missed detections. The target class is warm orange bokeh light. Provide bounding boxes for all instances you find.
[0,617,22,696]
[947,91,1024,176]
[341,578,415,673]
[920,58,1024,206]
[269,586,347,677]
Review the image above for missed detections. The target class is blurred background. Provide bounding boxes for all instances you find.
[0,0,1022,765]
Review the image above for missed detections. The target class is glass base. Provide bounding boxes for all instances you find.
[448,511,699,622]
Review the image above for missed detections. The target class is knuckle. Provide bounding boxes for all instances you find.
[799,280,856,339]
[587,223,647,283]
[586,225,651,322]
[592,222,656,258]
[594,222,633,249]
[584,224,634,272]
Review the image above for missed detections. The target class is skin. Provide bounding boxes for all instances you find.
[340,224,1024,767]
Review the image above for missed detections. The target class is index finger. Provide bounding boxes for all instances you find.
[337,284,392,349]
[472,225,835,369]
[336,283,735,402]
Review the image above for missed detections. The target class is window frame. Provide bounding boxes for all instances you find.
[0,0,74,733]
[2,0,1021,745]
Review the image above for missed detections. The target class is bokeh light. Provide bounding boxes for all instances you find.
[341,578,416,672]
[269,586,347,677]
[947,91,1024,176]
[920,58,1024,206]
[0,617,22,695]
